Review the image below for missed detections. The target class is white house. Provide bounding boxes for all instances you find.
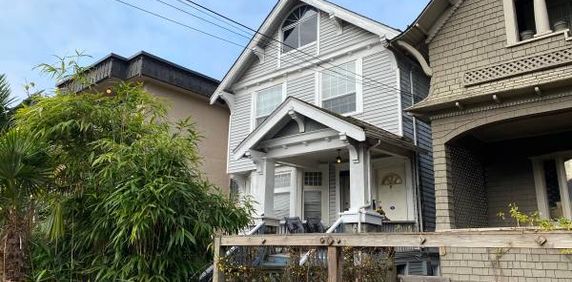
[210,0,435,238]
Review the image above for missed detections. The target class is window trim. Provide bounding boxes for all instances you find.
[317,58,363,116]
[279,4,319,55]
[531,151,572,220]
[502,0,569,47]
[251,82,287,131]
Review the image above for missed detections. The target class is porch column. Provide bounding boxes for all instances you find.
[433,143,456,230]
[348,143,370,211]
[252,157,276,218]
[291,167,304,217]
[533,0,551,36]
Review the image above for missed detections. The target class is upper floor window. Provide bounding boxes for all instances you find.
[254,84,284,127]
[504,0,572,45]
[320,60,362,115]
[282,5,318,53]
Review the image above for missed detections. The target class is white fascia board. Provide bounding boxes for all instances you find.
[233,98,366,160]
[301,0,400,38]
[212,0,292,104]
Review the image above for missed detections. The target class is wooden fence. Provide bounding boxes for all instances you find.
[213,229,572,282]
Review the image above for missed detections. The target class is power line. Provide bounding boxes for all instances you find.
[180,0,411,96]
[114,0,412,97]
[118,0,390,91]
[112,0,245,49]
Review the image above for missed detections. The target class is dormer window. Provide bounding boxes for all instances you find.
[281,5,318,53]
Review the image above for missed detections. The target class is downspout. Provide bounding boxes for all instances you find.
[410,68,424,232]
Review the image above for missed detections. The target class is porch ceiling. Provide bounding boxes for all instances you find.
[468,110,572,143]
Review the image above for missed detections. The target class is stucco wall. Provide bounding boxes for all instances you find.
[440,247,572,281]
[143,82,230,192]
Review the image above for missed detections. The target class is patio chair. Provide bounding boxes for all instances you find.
[284,216,306,233]
[305,217,326,233]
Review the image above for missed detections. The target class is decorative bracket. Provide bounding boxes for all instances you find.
[288,109,305,133]
[251,46,265,64]
[219,91,235,112]
[246,150,267,174]
[339,133,359,163]
[329,14,344,35]
[395,40,433,77]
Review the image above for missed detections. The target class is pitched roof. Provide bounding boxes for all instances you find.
[210,0,400,104]
[57,51,220,99]
[233,96,418,160]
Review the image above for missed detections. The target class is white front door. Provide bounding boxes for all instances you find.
[375,158,412,221]
[302,165,329,223]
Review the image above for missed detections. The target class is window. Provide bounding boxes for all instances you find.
[254,84,283,127]
[273,173,292,219]
[515,0,536,40]
[303,190,322,219]
[304,172,322,186]
[533,155,572,219]
[548,0,572,31]
[503,0,571,45]
[321,60,361,115]
[282,5,318,53]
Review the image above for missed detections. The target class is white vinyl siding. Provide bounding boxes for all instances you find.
[226,10,402,174]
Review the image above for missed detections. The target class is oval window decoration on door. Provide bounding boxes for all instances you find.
[381,173,403,189]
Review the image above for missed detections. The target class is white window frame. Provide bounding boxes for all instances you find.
[250,82,287,131]
[301,165,329,223]
[273,171,293,218]
[280,4,319,55]
[317,58,363,116]
[531,151,572,220]
[502,0,568,47]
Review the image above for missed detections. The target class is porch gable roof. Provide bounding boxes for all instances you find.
[233,97,417,160]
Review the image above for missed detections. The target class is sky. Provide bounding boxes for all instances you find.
[0,0,428,102]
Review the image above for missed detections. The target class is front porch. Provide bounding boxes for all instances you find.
[440,109,572,229]
[232,97,421,234]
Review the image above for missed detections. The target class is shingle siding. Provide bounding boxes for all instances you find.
[426,0,572,107]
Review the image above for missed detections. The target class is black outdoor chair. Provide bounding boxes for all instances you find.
[305,217,326,233]
[284,216,306,233]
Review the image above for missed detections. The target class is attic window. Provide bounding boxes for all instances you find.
[282,5,318,53]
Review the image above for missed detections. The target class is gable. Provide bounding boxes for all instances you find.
[211,0,400,104]
[234,5,381,85]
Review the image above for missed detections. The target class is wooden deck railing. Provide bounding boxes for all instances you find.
[213,229,572,282]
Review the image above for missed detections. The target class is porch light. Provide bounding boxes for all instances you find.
[336,149,342,164]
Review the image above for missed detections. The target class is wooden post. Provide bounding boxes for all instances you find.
[213,236,224,282]
[327,246,343,282]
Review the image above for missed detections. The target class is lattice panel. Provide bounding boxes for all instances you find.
[449,144,488,228]
[463,47,572,86]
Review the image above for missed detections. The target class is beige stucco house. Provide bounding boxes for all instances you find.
[392,0,572,280]
[58,52,230,192]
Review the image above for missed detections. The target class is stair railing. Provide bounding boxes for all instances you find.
[299,216,344,266]
[199,221,266,281]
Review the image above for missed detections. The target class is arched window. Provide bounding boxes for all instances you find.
[282,5,318,53]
